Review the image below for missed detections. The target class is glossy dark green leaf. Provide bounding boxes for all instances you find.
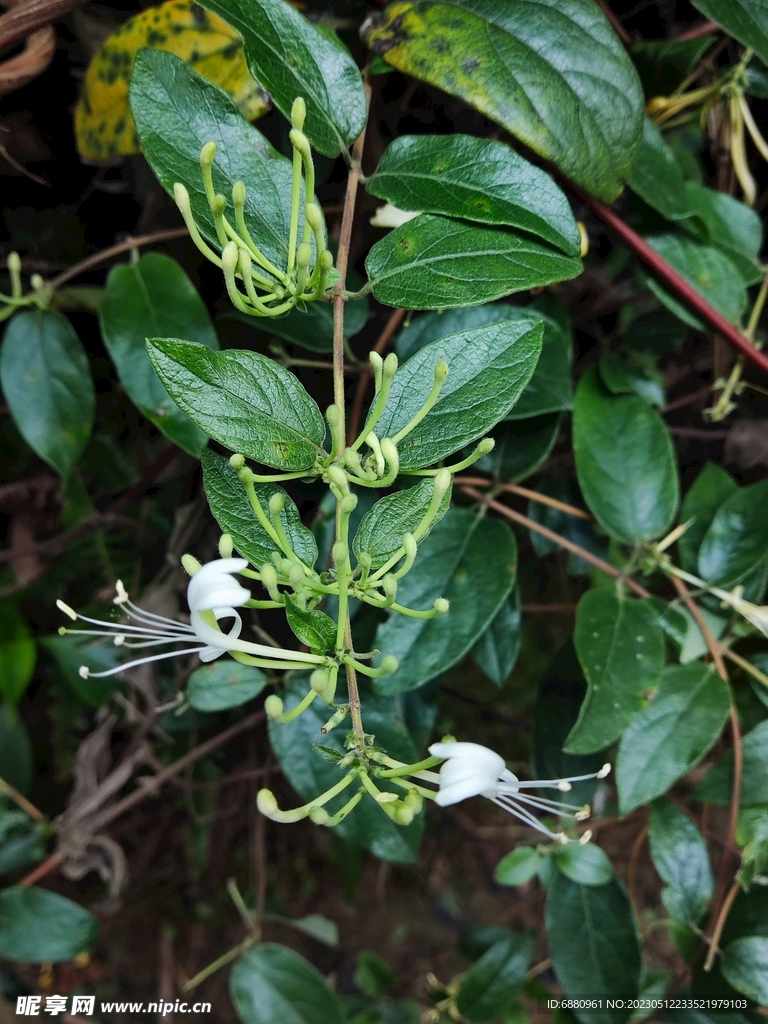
[373,509,517,695]
[268,678,424,862]
[284,597,336,653]
[201,449,318,568]
[370,319,542,470]
[527,479,608,576]
[0,704,31,796]
[130,50,299,272]
[720,937,768,1004]
[678,462,737,573]
[616,664,730,814]
[0,886,99,962]
[534,642,608,808]
[147,339,325,470]
[554,843,613,887]
[631,37,715,97]
[100,253,218,456]
[368,134,580,255]
[493,846,540,887]
[0,310,94,478]
[648,798,713,924]
[698,479,768,587]
[187,661,267,711]
[230,943,344,1024]
[598,351,665,408]
[471,588,520,687]
[691,0,768,68]
[565,590,665,755]
[362,0,644,203]
[396,304,572,420]
[455,932,534,1022]
[645,233,747,326]
[0,810,46,876]
[0,603,35,709]
[693,719,768,807]
[683,184,763,285]
[573,367,679,544]
[628,118,696,222]
[352,479,451,572]
[200,0,366,157]
[546,874,641,1024]
[483,416,563,503]
[366,215,581,311]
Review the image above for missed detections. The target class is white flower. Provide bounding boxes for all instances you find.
[711,585,768,637]
[57,557,324,678]
[428,741,610,841]
[370,203,421,229]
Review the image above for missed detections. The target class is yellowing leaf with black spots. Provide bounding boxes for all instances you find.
[74,0,269,162]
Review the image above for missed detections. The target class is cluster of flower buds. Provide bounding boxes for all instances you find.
[172,97,335,317]
[0,252,50,322]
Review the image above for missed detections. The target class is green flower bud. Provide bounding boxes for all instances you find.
[200,141,217,166]
[380,438,398,467]
[173,182,191,214]
[394,803,414,826]
[268,492,285,516]
[232,180,247,206]
[7,251,20,274]
[379,654,399,675]
[403,533,417,561]
[305,203,323,230]
[30,274,44,292]
[358,551,372,571]
[308,805,329,825]
[433,468,452,500]
[291,96,306,130]
[476,437,495,456]
[433,598,450,615]
[218,534,234,558]
[289,128,311,160]
[261,562,279,594]
[264,694,284,719]
[383,352,399,378]
[332,540,349,566]
[222,241,239,273]
[383,575,398,599]
[181,553,202,576]
[318,250,334,270]
[229,453,245,471]
[256,788,278,815]
[288,563,305,589]
[212,194,226,217]
[341,493,358,515]
[310,668,330,694]
[327,465,348,491]
[434,360,449,383]
[404,789,422,812]
[296,242,312,267]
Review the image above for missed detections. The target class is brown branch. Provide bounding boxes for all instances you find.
[0,775,44,820]
[456,475,593,520]
[595,0,631,44]
[0,0,80,54]
[460,485,651,598]
[627,823,648,930]
[705,878,740,972]
[47,228,189,291]
[575,192,768,378]
[520,603,577,613]
[20,851,62,887]
[347,306,406,445]
[676,20,719,41]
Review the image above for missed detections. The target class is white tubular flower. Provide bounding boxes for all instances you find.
[370,203,420,229]
[711,585,768,637]
[428,741,610,842]
[56,557,323,679]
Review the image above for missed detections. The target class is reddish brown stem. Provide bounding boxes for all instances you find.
[594,0,631,44]
[20,852,62,887]
[705,878,740,972]
[577,193,768,377]
[456,475,593,520]
[677,20,719,41]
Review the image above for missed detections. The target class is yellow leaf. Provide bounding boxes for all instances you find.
[74,0,269,162]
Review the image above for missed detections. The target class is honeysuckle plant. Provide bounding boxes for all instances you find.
[3,0,768,1017]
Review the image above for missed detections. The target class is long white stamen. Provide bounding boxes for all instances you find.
[123,599,195,630]
[491,797,561,839]
[515,765,610,788]
[63,612,183,637]
[82,646,209,677]
[498,791,585,817]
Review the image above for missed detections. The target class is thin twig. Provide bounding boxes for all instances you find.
[676,20,719,41]
[459,486,651,598]
[347,306,406,444]
[704,878,740,972]
[594,0,631,43]
[520,603,577,613]
[627,823,648,930]
[456,476,593,520]
[0,774,44,820]
[20,851,62,887]
[47,228,188,291]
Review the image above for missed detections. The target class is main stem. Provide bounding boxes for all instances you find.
[332,106,369,746]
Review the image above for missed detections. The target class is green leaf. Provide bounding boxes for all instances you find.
[230,943,344,1024]
[0,705,31,796]
[630,38,715,97]
[354,951,393,997]
[678,462,737,573]
[546,874,641,1024]
[0,810,46,876]
[573,367,679,544]
[40,634,121,708]
[720,936,768,1004]
[284,597,336,653]
[372,509,517,696]
[130,49,300,272]
[628,118,696,222]
[370,319,543,470]
[199,0,366,157]
[455,932,534,1022]
[353,478,451,572]
[366,215,581,310]
[147,339,325,470]
[100,253,219,456]
[268,678,424,862]
[554,843,613,887]
[598,352,665,408]
[0,310,95,478]
[0,602,35,709]
[691,0,768,69]
[396,304,572,420]
[367,134,580,255]
[0,886,99,963]
[493,847,540,887]
[644,233,747,326]
[694,719,768,807]
[201,449,317,568]
[683,184,763,285]
[565,591,665,755]
[362,0,644,203]
[527,480,607,576]
[471,589,521,687]
[616,664,730,814]
[648,798,713,924]
[698,479,768,587]
[187,661,267,711]
[534,642,608,808]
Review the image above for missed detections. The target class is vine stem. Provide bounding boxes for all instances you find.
[456,475,593,520]
[459,486,651,598]
[0,774,44,820]
[332,85,370,745]
[46,227,188,290]
[704,879,740,973]
[669,575,743,971]
[574,191,768,377]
